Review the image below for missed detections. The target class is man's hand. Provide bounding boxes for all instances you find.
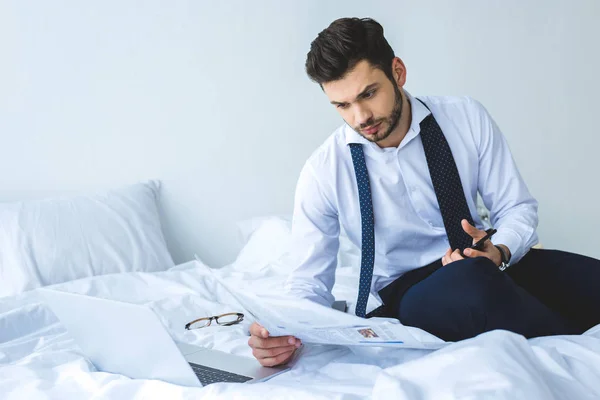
[441,219,503,266]
[248,322,301,367]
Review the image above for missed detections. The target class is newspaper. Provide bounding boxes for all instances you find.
[201,258,443,349]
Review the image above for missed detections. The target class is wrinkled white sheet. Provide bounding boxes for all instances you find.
[2,255,600,399]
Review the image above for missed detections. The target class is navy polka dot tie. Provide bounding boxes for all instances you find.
[349,98,474,318]
[349,143,375,318]
[417,99,475,251]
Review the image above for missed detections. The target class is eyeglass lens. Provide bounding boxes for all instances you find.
[216,314,242,325]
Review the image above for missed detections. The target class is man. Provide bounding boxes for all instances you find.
[247,17,600,367]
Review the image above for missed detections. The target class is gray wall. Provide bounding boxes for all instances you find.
[397,0,600,259]
[1,0,598,265]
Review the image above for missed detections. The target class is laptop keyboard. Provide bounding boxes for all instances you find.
[189,363,253,385]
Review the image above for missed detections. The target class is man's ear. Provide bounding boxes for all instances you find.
[391,57,407,87]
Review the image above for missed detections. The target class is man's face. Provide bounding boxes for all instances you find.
[323,60,402,144]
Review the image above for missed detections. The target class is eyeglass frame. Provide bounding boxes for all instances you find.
[185,312,244,330]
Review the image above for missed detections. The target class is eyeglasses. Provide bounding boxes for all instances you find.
[185,313,244,330]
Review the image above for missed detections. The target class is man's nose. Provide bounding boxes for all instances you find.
[354,104,373,127]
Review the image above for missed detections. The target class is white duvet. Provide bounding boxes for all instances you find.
[2,254,600,399]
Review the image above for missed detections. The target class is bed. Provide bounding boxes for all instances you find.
[1,184,600,399]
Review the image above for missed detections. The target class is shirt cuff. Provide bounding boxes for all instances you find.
[285,287,334,308]
[492,228,524,264]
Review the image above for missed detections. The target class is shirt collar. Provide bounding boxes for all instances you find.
[344,90,432,147]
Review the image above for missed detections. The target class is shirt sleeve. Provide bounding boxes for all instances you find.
[284,162,340,307]
[471,99,539,264]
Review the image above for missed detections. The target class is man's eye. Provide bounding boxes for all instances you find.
[336,103,349,109]
[363,90,376,99]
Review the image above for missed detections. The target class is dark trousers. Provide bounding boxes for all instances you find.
[379,249,600,342]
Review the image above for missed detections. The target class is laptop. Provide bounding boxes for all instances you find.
[40,288,289,387]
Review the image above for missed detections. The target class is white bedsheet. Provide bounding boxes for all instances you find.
[2,257,600,399]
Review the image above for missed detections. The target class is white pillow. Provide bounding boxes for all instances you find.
[0,181,174,298]
[233,215,360,273]
[232,216,293,273]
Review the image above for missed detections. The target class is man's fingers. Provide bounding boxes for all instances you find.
[461,218,476,233]
[465,249,495,263]
[259,349,296,367]
[252,345,297,360]
[463,248,487,259]
[461,219,483,242]
[248,334,299,349]
[249,322,268,338]
[442,248,452,266]
[450,249,464,262]
[248,321,301,367]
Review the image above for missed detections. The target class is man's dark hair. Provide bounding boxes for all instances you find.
[305,17,396,85]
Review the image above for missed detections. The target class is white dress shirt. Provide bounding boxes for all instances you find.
[285,92,539,313]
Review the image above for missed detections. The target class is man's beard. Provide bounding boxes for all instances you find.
[355,85,403,143]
